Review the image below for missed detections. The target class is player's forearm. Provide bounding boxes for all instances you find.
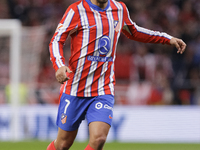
[134,31,172,45]
[49,42,66,72]
[124,24,173,45]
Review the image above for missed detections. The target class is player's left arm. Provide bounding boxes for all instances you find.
[120,2,186,53]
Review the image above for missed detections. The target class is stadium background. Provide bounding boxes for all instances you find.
[0,0,200,149]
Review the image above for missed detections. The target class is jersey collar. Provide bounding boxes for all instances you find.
[85,0,110,12]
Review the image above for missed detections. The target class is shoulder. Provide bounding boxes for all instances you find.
[110,0,127,9]
[118,1,127,9]
[67,0,82,12]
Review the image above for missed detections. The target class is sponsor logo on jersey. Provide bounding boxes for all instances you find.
[98,36,111,55]
[61,113,67,124]
[87,56,112,62]
[88,24,97,29]
[87,36,113,62]
[109,115,113,119]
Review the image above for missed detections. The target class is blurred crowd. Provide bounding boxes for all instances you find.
[0,0,200,105]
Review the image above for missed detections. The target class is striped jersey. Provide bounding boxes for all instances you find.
[49,0,172,97]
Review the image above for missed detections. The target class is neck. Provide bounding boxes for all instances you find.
[90,0,108,9]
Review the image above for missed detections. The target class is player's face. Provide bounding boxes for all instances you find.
[97,0,108,4]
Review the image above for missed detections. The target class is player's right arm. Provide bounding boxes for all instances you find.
[55,66,72,84]
[49,3,80,83]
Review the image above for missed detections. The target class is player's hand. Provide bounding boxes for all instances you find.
[55,66,72,84]
[170,37,186,54]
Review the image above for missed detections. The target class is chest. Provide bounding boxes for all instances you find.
[77,9,123,34]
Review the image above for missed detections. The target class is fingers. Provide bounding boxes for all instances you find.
[56,73,69,84]
[55,66,72,84]
[174,41,181,53]
[66,67,73,74]
[178,39,186,54]
[170,38,186,54]
[176,39,186,54]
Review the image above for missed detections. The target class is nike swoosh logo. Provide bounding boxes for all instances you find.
[88,25,96,29]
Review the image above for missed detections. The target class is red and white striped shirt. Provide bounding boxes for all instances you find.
[49,0,172,97]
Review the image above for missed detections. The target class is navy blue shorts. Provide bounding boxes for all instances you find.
[56,93,114,131]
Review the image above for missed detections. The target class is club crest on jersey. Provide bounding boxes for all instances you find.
[61,113,67,124]
[114,20,120,32]
[98,36,111,55]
